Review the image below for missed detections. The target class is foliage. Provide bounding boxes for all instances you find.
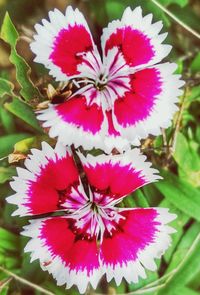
[0,0,200,294]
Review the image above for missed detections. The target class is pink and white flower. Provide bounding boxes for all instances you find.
[32,6,184,153]
[7,142,176,293]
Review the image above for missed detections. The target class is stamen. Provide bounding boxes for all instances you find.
[70,84,94,98]
[72,79,81,88]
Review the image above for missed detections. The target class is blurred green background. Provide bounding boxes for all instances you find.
[0,0,200,294]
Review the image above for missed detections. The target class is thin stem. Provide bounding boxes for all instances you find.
[139,268,177,289]
[124,284,166,294]
[0,277,13,290]
[0,156,8,162]
[161,128,167,147]
[150,0,200,39]
[140,146,169,152]
[128,233,200,295]
[0,266,54,295]
[169,87,188,155]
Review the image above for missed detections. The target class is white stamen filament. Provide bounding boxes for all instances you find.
[70,83,94,98]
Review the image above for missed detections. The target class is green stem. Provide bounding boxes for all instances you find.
[0,266,54,295]
[150,0,200,39]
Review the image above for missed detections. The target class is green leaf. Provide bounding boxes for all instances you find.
[0,133,29,158]
[158,233,200,295]
[187,86,200,103]
[42,281,79,295]
[175,59,183,74]
[105,0,126,20]
[0,13,41,101]
[0,277,11,295]
[167,222,200,273]
[4,97,43,132]
[13,137,37,154]
[0,167,16,184]
[0,78,14,97]
[133,189,149,208]
[175,287,200,295]
[170,5,200,32]
[122,195,136,208]
[128,269,158,292]
[173,132,200,187]
[0,107,15,134]
[109,280,126,293]
[0,228,18,243]
[191,52,200,73]
[159,0,188,7]
[142,183,163,206]
[159,199,189,263]
[155,170,200,222]
[0,228,19,252]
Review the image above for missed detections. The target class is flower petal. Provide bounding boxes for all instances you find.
[22,217,103,293]
[104,110,131,153]
[113,63,185,141]
[31,6,99,81]
[7,142,82,216]
[37,95,107,151]
[78,149,161,204]
[101,6,171,69]
[100,208,176,285]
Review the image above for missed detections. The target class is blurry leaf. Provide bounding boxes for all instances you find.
[0,167,15,184]
[0,133,29,158]
[195,126,200,143]
[0,78,14,97]
[153,134,163,149]
[14,136,39,154]
[2,203,27,228]
[188,268,200,290]
[0,107,15,134]
[145,2,171,27]
[88,0,108,26]
[158,233,200,295]
[133,189,149,208]
[167,222,200,273]
[122,195,136,208]
[0,13,41,101]
[173,132,200,187]
[191,52,200,73]
[175,59,183,74]
[174,287,200,295]
[0,78,15,134]
[128,269,158,292]
[105,0,126,20]
[5,97,43,132]
[187,86,200,103]
[159,0,188,7]
[155,170,200,222]
[20,252,48,285]
[170,5,200,32]
[0,227,18,244]
[0,41,10,68]
[0,277,12,295]
[0,227,19,252]
[42,280,78,295]
[159,199,189,262]
[142,183,162,206]
[109,280,126,293]
[4,257,19,269]
[14,137,36,154]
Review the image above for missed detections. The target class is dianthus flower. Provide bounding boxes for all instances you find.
[31,6,184,153]
[7,142,176,293]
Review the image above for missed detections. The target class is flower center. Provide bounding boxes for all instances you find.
[90,201,98,211]
[95,73,108,91]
